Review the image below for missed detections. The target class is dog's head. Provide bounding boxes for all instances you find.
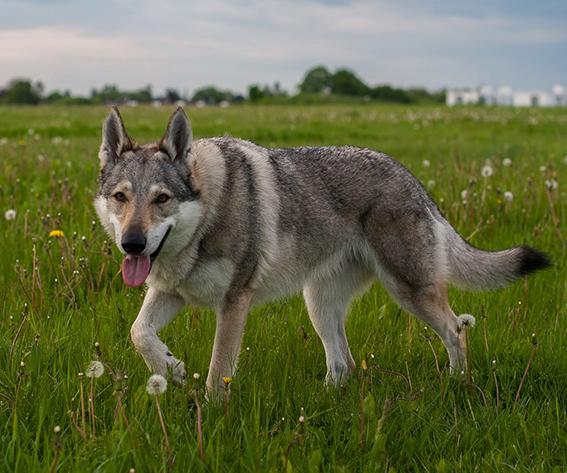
[94,107,203,287]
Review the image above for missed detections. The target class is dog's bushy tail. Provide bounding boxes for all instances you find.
[444,225,551,291]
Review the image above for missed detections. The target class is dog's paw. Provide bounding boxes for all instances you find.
[324,362,354,387]
[167,358,187,386]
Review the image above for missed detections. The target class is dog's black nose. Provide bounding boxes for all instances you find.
[121,233,147,255]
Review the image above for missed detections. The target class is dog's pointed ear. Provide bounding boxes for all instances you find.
[159,107,192,162]
[99,107,133,168]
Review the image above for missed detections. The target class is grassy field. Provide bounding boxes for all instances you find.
[0,104,565,472]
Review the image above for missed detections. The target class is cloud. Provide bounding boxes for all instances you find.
[0,0,565,94]
[0,27,143,61]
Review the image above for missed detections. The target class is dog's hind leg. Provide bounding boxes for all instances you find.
[363,210,467,372]
[381,278,467,372]
[303,262,373,386]
[130,287,187,385]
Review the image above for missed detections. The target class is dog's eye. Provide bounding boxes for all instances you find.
[155,193,170,204]
[114,192,127,202]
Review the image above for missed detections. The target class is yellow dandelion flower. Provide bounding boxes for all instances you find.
[49,230,65,238]
[222,376,232,385]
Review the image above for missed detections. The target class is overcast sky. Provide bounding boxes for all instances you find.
[1,0,566,96]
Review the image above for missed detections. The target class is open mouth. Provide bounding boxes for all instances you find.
[121,226,172,288]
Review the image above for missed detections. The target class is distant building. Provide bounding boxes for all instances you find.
[447,84,566,107]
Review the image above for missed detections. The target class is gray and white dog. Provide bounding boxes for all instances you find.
[95,107,550,395]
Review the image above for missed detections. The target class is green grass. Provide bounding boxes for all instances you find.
[0,104,565,472]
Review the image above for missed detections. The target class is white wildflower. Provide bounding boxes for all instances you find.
[539,165,546,172]
[146,374,167,395]
[502,158,512,167]
[503,191,514,202]
[481,165,493,178]
[461,190,469,200]
[422,159,430,168]
[4,209,16,220]
[298,415,305,424]
[86,360,105,378]
[545,179,558,190]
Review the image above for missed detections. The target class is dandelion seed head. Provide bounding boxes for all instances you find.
[193,372,200,380]
[427,180,435,189]
[4,209,16,220]
[53,425,61,433]
[422,159,430,168]
[461,190,468,200]
[146,374,167,395]
[481,165,493,177]
[86,360,105,378]
[503,191,514,202]
[299,415,305,423]
[458,314,476,329]
[539,165,546,172]
[502,158,512,167]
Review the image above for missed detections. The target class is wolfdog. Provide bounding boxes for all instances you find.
[94,107,550,394]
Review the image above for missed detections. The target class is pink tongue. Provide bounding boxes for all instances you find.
[121,255,151,287]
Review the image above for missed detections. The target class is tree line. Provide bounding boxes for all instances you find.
[0,65,445,105]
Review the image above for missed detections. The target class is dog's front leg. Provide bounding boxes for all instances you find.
[130,287,187,385]
[206,292,251,397]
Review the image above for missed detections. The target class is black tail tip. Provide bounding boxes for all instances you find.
[518,246,552,276]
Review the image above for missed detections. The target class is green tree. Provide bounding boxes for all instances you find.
[192,86,233,104]
[370,85,412,103]
[0,78,43,104]
[248,84,265,102]
[164,88,181,103]
[127,85,153,103]
[330,69,369,96]
[298,66,332,94]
